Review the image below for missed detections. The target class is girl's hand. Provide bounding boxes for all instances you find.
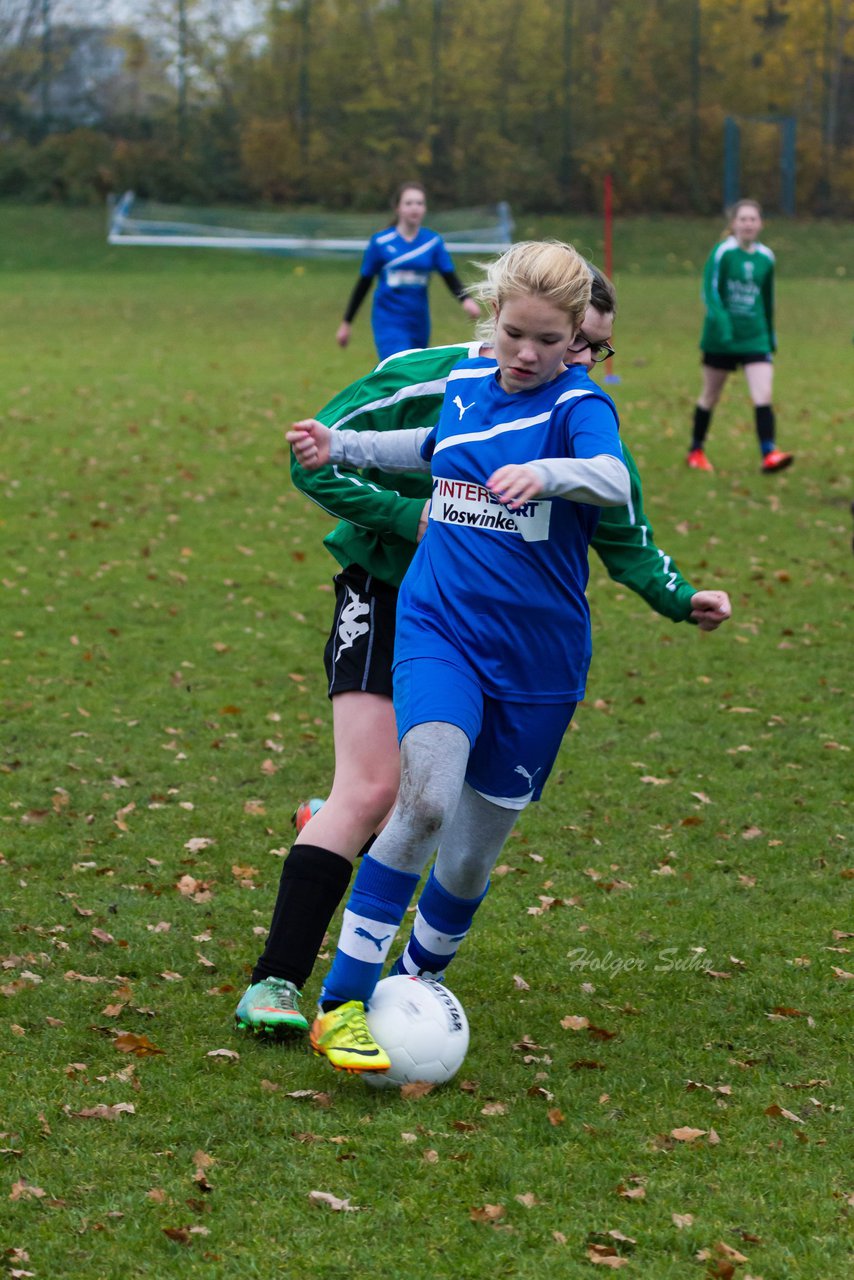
[416,499,431,543]
[689,590,732,631]
[286,419,333,469]
[487,464,543,510]
[336,321,351,348]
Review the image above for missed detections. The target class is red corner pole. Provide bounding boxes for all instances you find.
[604,172,614,279]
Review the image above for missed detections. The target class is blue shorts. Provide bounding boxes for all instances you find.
[373,321,430,362]
[393,657,576,809]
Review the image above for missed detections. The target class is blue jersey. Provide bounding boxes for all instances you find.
[360,227,456,357]
[394,359,623,703]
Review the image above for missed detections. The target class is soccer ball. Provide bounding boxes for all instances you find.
[363,975,470,1090]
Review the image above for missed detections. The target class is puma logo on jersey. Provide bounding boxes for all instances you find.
[335,586,370,660]
[453,395,475,420]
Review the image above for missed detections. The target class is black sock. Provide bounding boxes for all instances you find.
[755,404,776,454]
[692,406,712,450]
[357,833,377,859]
[251,843,353,990]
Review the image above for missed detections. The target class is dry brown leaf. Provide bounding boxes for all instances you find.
[470,1203,505,1223]
[184,837,215,852]
[617,1183,646,1200]
[69,1103,135,1120]
[561,1015,590,1030]
[764,1104,804,1124]
[671,1126,707,1142]
[587,1244,630,1268]
[400,1081,435,1099]
[9,1179,46,1201]
[162,1226,191,1244]
[308,1190,363,1212]
[113,1032,164,1057]
[672,1212,694,1229]
[206,1048,239,1061]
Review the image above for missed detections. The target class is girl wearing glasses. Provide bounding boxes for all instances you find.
[336,181,480,361]
[688,199,793,474]
[234,263,731,1042]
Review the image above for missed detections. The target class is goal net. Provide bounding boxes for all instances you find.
[107,192,514,256]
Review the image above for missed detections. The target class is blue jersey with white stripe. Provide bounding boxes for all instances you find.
[394,359,623,702]
[361,226,456,353]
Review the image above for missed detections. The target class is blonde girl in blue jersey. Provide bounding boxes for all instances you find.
[290,241,630,1073]
[688,198,793,474]
[336,182,480,361]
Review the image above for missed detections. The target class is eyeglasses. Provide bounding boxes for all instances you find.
[566,335,615,364]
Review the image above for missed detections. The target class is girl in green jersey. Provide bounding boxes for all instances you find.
[688,199,793,474]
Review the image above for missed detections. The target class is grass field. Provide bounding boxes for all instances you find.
[1,204,852,1279]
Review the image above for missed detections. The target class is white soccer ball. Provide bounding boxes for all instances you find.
[363,975,470,1090]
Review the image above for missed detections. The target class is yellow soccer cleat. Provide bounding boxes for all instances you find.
[310,1000,391,1073]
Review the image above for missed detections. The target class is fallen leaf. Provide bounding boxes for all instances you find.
[764,1104,804,1124]
[9,1180,46,1201]
[400,1081,435,1099]
[671,1126,707,1142]
[672,1212,694,1229]
[587,1244,630,1267]
[308,1190,363,1212]
[561,1015,590,1031]
[470,1203,505,1223]
[68,1103,135,1120]
[113,1032,165,1057]
[206,1048,239,1061]
[617,1183,646,1200]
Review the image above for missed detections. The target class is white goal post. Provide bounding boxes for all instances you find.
[107,192,514,256]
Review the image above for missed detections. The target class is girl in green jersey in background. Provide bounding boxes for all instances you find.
[688,199,793,474]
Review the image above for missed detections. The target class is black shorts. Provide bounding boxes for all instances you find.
[322,564,398,699]
[702,351,773,371]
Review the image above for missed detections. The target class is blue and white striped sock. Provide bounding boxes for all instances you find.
[320,854,419,1008]
[392,869,488,980]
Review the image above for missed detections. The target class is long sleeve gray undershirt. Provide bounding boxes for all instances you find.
[327,426,630,508]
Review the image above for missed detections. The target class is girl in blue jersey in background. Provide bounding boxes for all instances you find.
[292,240,630,1073]
[336,182,481,360]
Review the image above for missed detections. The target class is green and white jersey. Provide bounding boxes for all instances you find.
[291,344,697,622]
[700,235,775,355]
